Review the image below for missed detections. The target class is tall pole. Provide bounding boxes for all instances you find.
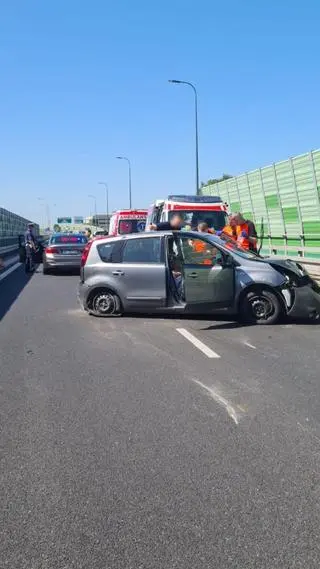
[37,197,50,230]
[116,156,132,209]
[168,79,199,194]
[98,182,109,217]
[98,182,109,230]
[88,194,97,226]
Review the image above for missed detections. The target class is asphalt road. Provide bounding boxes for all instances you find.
[1,264,320,568]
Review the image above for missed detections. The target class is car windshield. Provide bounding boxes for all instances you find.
[217,233,260,259]
[169,209,227,231]
[118,219,146,234]
[50,235,88,244]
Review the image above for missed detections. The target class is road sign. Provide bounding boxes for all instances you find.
[57,217,72,224]
[74,216,84,224]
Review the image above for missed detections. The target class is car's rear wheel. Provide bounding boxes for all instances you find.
[240,288,282,325]
[42,265,51,275]
[89,289,123,317]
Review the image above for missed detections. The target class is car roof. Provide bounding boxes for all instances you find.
[92,230,223,244]
[52,232,85,236]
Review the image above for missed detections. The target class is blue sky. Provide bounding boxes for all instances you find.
[1,0,319,224]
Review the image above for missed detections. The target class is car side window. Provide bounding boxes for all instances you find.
[177,236,223,266]
[97,241,118,263]
[122,237,161,263]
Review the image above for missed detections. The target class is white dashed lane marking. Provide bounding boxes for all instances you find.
[176,328,221,359]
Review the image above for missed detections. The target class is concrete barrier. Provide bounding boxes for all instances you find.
[0,244,19,258]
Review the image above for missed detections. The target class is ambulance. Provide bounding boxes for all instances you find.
[108,209,148,237]
[146,195,228,231]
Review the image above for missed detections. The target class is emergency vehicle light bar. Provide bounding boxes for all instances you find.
[167,195,222,203]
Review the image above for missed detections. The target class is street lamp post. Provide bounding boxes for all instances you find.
[88,194,97,226]
[116,156,132,209]
[98,182,109,228]
[168,79,199,194]
[37,197,51,230]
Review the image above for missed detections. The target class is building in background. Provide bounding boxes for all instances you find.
[85,214,111,230]
[0,207,39,257]
[201,149,320,258]
[73,216,84,224]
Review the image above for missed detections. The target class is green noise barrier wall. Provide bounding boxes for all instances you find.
[201,149,320,258]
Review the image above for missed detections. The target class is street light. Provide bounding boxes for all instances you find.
[98,181,109,222]
[88,194,97,226]
[168,79,199,194]
[116,156,132,209]
[37,197,51,230]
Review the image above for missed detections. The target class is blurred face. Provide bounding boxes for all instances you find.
[234,214,245,225]
[229,216,237,227]
[171,215,182,228]
[198,223,208,232]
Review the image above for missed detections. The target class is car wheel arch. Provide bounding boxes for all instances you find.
[237,283,287,315]
[86,285,124,311]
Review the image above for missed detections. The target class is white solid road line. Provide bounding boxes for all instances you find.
[0,262,21,282]
[192,379,239,425]
[176,328,221,359]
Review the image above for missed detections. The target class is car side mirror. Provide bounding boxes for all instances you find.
[221,254,234,268]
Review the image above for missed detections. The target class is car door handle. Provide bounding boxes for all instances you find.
[188,272,198,278]
[112,270,125,276]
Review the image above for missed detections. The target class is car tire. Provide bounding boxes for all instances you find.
[43,265,51,275]
[89,289,123,317]
[240,288,282,325]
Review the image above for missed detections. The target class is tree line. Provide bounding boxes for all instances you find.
[200,174,233,187]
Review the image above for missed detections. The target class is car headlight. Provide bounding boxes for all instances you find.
[281,271,299,287]
[295,262,307,277]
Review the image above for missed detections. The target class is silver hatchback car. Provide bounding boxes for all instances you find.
[78,231,320,324]
[43,233,88,274]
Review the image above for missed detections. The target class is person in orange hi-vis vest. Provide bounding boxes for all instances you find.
[217,215,237,241]
[188,222,217,264]
[233,213,258,252]
[218,214,257,252]
[190,222,215,253]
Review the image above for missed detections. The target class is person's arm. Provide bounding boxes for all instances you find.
[153,222,171,231]
[247,222,258,248]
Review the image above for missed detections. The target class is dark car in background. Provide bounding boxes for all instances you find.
[43,233,88,274]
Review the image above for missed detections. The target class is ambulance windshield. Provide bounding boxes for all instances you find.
[168,209,227,231]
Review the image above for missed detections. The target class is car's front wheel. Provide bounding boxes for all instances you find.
[89,289,123,317]
[240,288,283,325]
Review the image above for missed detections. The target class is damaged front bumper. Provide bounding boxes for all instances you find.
[281,277,320,320]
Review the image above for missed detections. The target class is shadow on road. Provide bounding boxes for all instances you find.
[0,264,35,321]
[123,312,320,329]
[42,268,80,277]
[200,321,243,331]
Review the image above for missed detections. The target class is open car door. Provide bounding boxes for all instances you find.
[172,234,235,310]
